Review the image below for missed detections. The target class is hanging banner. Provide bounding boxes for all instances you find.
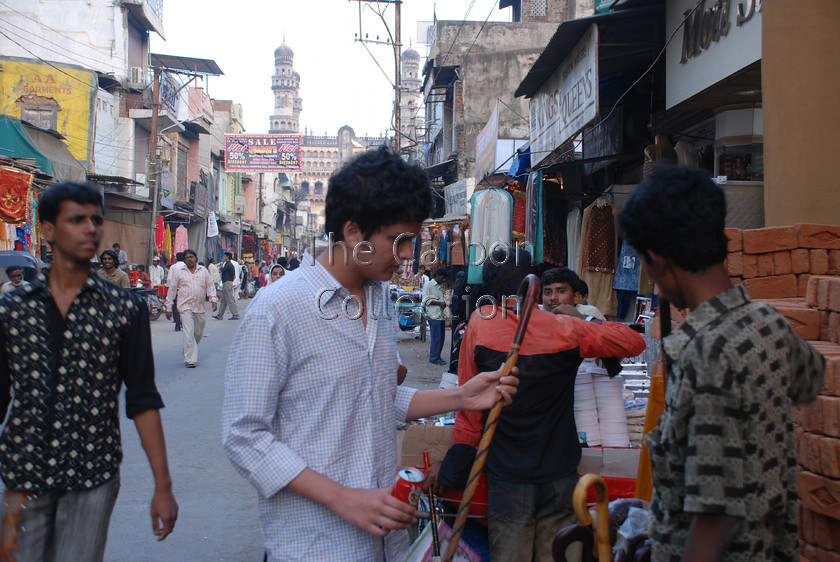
[224,134,302,172]
[475,99,500,182]
[529,25,598,165]
[207,211,219,238]
[160,170,175,210]
[0,166,32,224]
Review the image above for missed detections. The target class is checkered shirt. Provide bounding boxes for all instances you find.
[648,284,825,561]
[222,254,416,561]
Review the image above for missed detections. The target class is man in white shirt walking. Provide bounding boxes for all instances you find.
[165,249,217,368]
[149,256,166,286]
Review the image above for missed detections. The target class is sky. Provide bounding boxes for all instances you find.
[150,1,511,137]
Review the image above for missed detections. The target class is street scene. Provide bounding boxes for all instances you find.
[1,0,840,561]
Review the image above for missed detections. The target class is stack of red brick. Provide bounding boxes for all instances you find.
[650,224,840,558]
[726,223,840,559]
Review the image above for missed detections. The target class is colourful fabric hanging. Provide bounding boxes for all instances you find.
[155,215,165,254]
[164,224,172,259]
[174,225,188,253]
[0,167,32,224]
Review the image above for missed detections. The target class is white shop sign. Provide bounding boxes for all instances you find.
[529,24,599,164]
[666,0,762,109]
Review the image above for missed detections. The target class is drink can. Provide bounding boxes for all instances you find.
[391,466,424,507]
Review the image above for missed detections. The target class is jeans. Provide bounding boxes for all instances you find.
[180,310,206,364]
[0,473,120,561]
[428,318,445,362]
[487,474,579,562]
[217,281,239,318]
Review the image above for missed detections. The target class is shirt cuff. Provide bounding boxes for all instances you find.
[248,442,309,499]
[395,386,417,422]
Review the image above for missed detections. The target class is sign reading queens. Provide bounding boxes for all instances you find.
[529,24,599,162]
[224,134,302,173]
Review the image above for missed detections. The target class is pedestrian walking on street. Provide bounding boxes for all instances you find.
[0,183,178,559]
[113,242,129,271]
[165,249,217,368]
[98,249,131,288]
[0,265,30,293]
[422,268,449,365]
[222,147,519,561]
[169,252,185,331]
[149,255,166,286]
[214,252,240,320]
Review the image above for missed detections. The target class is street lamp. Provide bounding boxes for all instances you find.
[146,113,205,267]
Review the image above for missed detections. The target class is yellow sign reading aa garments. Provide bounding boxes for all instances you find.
[0,58,96,166]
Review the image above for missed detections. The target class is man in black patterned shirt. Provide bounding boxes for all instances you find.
[0,183,178,560]
[618,167,824,561]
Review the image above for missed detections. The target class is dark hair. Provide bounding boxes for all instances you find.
[540,266,580,294]
[175,252,185,261]
[433,268,448,279]
[38,183,103,224]
[225,252,234,260]
[576,280,589,297]
[5,266,22,275]
[481,247,534,301]
[277,256,288,267]
[100,249,119,264]
[183,249,197,258]
[617,167,728,272]
[137,264,145,272]
[324,146,431,241]
[288,258,300,270]
[208,258,215,264]
[112,243,120,249]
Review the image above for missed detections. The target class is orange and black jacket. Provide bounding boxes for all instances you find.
[439,304,646,487]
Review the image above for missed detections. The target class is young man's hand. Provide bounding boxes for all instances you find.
[150,487,178,540]
[458,365,520,410]
[328,486,416,537]
[548,303,583,318]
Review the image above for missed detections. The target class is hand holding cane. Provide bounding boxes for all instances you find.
[442,274,540,562]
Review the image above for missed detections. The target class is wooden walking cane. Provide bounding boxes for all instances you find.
[442,274,540,562]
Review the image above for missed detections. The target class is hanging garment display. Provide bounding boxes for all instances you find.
[566,206,583,273]
[613,240,642,319]
[467,188,513,284]
[578,198,618,317]
[439,228,449,264]
[0,167,32,224]
[155,216,165,255]
[164,224,172,259]
[174,225,189,253]
[449,224,465,266]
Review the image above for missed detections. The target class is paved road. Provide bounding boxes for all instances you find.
[104,297,447,561]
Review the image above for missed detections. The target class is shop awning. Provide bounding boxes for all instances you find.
[515,5,663,99]
[150,54,224,76]
[424,159,455,178]
[0,115,53,176]
[21,123,87,184]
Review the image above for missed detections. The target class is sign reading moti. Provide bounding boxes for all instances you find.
[224,134,301,172]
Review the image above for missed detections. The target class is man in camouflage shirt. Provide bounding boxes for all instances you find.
[618,167,824,560]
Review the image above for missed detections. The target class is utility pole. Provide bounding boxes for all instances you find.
[353,0,402,151]
[146,66,162,268]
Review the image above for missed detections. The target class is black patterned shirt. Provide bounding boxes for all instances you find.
[648,284,824,561]
[0,270,164,491]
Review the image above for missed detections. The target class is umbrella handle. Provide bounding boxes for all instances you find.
[574,474,611,560]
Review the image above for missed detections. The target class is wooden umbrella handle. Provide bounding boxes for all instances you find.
[574,474,611,561]
[442,274,540,562]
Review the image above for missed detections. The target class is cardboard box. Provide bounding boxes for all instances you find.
[578,447,641,479]
[398,424,455,468]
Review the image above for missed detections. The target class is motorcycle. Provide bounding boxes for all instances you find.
[131,287,163,321]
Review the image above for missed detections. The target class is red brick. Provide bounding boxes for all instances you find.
[742,254,759,279]
[821,312,832,343]
[830,250,840,275]
[793,248,813,274]
[799,470,840,520]
[800,432,822,473]
[830,313,840,344]
[800,274,812,298]
[822,354,840,397]
[802,542,818,561]
[774,250,793,275]
[822,396,840,438]
[774,304,822,340]
[815,545,840,562]
[811,250,830,275]
[758,253,775,277]
[807,276,827,308]
[729,276,743,286]
[725,228,742,252]
[743,226,798,254]
[820,437,840,479]
[744,275,798,299]
[796,224,840,250]
[818,278,833,311]
[813,511,835,550]
[831,279,840,313]
[727,252,743,277]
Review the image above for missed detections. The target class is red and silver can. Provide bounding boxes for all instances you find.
[391,466,424,507]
